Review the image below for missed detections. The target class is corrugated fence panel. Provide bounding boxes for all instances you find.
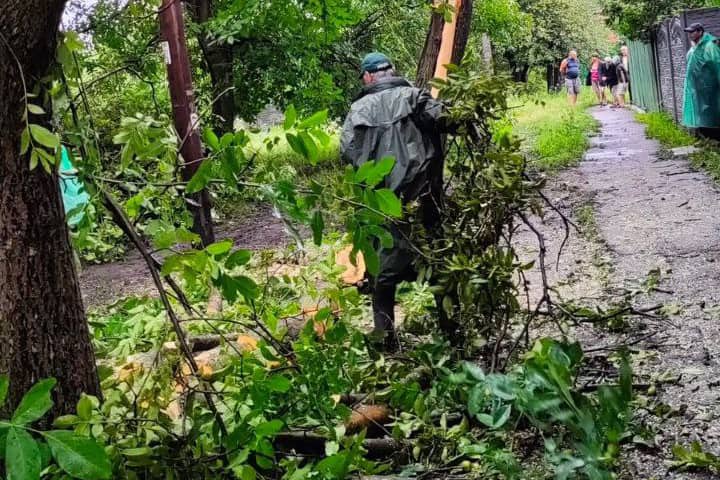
[628,40,661,112]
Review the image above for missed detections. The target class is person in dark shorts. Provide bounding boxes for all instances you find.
[600,56,619,107]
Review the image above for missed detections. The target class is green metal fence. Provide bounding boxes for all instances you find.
[628,40,661,112]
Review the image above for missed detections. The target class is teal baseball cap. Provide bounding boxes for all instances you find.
[360,52,393,77]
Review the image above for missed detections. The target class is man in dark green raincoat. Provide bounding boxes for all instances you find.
[682,23,720,140]
[341,52,447,349]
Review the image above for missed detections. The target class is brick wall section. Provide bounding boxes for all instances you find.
[652,8,720,123]
[686,8,720,36]
[670,17,688,121]
[656,23,675,118]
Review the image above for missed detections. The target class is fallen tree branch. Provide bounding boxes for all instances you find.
[100,188,230,444]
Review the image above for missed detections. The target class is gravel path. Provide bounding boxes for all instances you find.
[521,106,720,478]
[579,107,720,478]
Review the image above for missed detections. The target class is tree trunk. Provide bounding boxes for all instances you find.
[188,0,236,132]
[416,0,473,89]
[450,0,472,65]
[0,0,100,416]
[416,10,445,89]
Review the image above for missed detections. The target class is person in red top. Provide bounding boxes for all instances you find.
[588,52,605,105]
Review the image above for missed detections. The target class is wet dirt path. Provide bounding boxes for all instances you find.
[79,204,290,309]
[579,107,720,478]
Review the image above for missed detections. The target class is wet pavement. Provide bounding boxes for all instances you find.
[580,107,720,479]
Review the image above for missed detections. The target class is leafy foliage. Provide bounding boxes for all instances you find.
[407,66,539,345]
[0,377,111,480]
[602,0,715,40]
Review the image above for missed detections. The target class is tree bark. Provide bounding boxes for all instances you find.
[416,0,473,89]
[188,0,237,132]
[416,10,445,89]
[0,0,100,416]
[450,0,472,65]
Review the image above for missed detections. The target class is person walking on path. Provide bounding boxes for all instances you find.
[614,55,629,108]
[588,52,605,105]
[620,45,631,103]
[600,56,619,107]
[560,50,581,106]
[682,23,720,140]
[340,52,448,350]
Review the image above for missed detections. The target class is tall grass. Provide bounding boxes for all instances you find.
[513,92,599,171]
[635,112,696,148]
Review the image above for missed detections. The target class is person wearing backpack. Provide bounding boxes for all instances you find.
[560,50,581,106]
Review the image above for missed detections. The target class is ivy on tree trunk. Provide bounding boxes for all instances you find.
[0,0,100,418]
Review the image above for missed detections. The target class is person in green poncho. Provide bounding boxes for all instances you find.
[682,23,720,140]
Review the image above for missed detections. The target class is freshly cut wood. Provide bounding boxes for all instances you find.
[336,245,366,285]
[346,404,392,434]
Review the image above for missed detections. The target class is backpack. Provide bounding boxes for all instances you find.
[566,58,580,79]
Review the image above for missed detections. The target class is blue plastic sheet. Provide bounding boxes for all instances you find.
[59,148,89,226]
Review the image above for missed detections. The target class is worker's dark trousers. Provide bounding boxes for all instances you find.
[372,283,397,333]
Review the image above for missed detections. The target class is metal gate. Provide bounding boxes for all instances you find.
[628,40,661,112]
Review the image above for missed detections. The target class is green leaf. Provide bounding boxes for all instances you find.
[27,104,46,115]
[20,128,30,155]
[299,131,319,164]
[226,249,252,268]
[29,150,39,170]
[375,189,402,217]
[203,128,220,151]
[76,395,93,421]
[297,109,328,129]
[266,375,291,393]
[0,375,8,406]
[354,157,395,187]
[311,210,324,246]
[206,240,233,256]
[285,133,307,158]
[255,419,283,437]
[238,465,256,480]
[28,124,59,149]
[359,243,379,276]
[316,451,350,478]
[43,430,111,480]
[283,105,297,130]
[6,428,41,480]
[185,159,214,194]
[12,378,56,425]
[53,415,80,428]
[218,274,258,303]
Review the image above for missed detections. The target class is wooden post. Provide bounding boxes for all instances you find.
[159,0,215,246]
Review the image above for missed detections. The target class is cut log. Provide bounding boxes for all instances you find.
[275,431,402,458]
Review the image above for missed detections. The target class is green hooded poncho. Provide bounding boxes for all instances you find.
[682,33,720,129]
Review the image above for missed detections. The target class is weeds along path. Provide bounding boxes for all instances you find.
[80,204,290,309]
[520,106,720,478]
